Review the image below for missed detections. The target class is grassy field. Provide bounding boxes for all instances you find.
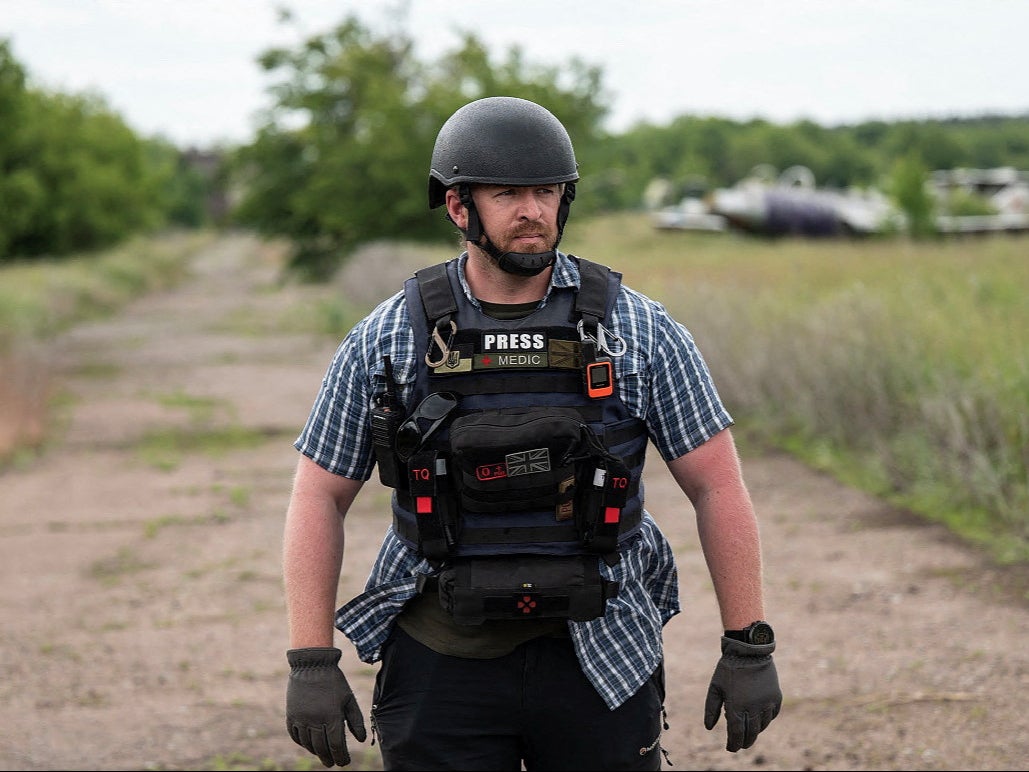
[2,216,1026,564]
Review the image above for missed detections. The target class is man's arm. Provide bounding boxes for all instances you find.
[665,427,782,752]
[283,454,365,648]
[665,427,765,629]
[282,454,368,767]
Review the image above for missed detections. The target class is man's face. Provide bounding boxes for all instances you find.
[470,184,562,254]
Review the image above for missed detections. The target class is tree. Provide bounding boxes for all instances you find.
[230,15,608,279]
[10,90,163,256]
[889,153,936,239]
[0,40,42,257]
[1,38,206,260]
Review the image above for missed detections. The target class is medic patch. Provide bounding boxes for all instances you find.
[474,352,549,369]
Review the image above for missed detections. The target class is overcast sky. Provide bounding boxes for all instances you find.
[2,0,1027,148]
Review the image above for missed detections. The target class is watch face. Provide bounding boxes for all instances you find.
[748,622,774,645]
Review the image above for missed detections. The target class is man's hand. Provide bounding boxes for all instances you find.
[286,647,367,768]
[704,637,782,752]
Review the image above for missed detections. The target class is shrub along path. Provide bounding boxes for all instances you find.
[0,233,1026,770]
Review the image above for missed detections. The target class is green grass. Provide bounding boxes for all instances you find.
[87,546,155,586]
[134,425,282,471]
[142,511,233,539]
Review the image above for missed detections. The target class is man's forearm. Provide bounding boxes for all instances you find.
[694,486,766,630]
[283,496,346,648]
[666,431,768,630]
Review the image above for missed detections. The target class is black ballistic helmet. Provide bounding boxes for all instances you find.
[428,96,579,276]
[428,96,579,208]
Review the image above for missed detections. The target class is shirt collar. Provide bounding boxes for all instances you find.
[550,251,580,291]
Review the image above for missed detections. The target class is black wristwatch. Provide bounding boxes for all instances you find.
[724,620,775,645]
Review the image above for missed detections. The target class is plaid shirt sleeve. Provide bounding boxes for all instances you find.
[294,290,414,479]
[612,285,734,461]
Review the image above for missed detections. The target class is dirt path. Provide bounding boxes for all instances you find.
[1,234,1026,771]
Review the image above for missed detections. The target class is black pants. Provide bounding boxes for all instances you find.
[371,626,666,771]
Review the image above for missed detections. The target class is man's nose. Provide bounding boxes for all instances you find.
[515,191,543,219]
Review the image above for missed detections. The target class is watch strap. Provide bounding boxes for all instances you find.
[724,620,774,645]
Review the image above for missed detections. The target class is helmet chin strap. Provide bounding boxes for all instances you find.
[456,184,565,277]
[477,236,556,277]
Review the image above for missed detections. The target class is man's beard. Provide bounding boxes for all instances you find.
[472,221,560,277]
[483,222,559,255]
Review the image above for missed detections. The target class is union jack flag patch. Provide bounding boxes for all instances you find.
[505,448,551,477]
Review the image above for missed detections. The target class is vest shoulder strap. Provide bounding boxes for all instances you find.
[415,261,458,333]
[413,256,621,327]
[574,257,611,326]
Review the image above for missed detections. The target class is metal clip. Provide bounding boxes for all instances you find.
[425,320,457,367]
[577,320,626,357]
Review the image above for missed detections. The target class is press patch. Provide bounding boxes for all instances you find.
[473,331,551,370]
[481,332,547,351]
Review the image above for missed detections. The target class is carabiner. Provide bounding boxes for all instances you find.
[425,320,457,367]
[577,319,626,357]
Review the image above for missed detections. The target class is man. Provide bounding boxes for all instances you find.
[283,96,781,771]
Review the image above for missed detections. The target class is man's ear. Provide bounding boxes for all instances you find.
[445,188,468,229]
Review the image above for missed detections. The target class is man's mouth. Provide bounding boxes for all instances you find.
[510,228,547,242]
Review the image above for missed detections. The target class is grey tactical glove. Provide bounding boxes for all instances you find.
[704,637,782,752]
[286,647,367,768]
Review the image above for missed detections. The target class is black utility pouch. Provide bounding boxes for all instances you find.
[370,356,405,489]
[437,554,618,625]
[577,457,632,554]
[447,408,590,515]
[371,403,404,488]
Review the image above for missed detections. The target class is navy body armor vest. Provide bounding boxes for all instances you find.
[372,256,650,623]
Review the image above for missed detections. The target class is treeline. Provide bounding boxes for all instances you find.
[3,17,1028,274]
[588,113,1029,211]
[231,14,1029,277]
[0,40,216,262]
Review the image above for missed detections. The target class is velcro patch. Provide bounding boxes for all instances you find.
[506,448,551,477]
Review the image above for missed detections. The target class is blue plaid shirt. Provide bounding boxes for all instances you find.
[296,251,733,710]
